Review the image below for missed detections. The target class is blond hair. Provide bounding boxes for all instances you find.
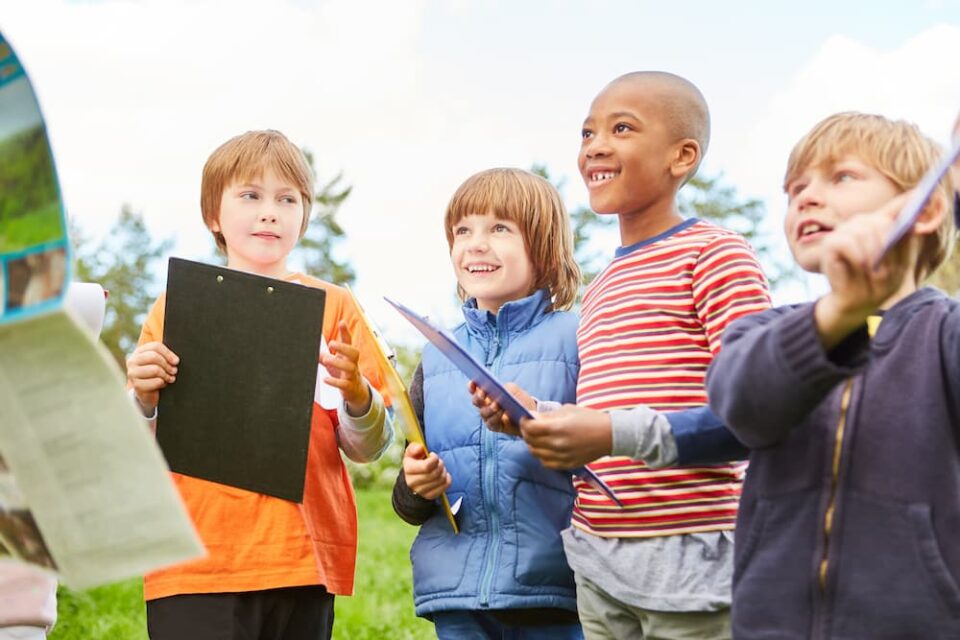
[784,112,955,279]
[444,168,581,310]
[201,130,314,252]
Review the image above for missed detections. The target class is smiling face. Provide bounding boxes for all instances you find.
[784,155,902,273]
[578,79,680,220]
[449,212,535,314]
[210,167,306,277]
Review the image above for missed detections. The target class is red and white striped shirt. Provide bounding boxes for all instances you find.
[574,219,770,538]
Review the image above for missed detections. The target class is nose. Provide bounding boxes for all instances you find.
[582,130,610,160]
[466,230,489,252]
[795,179,825,212]
[259,208,278,223]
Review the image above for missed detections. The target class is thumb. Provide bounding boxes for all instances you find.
[406,442,427,459]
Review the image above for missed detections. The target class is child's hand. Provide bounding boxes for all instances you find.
[126,341,179,416]
[815,193,912,348]
[403,442,452,500]
[519,404,613,470]
[468,381,533,437]
[321,321,371,415]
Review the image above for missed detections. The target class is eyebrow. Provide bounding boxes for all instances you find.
[582,110,642,127]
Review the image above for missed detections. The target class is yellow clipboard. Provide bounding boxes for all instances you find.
[345,286,459,534]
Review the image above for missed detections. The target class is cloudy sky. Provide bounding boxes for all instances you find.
[3,0,959,343]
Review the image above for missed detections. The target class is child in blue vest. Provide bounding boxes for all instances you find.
[391,168,584,639]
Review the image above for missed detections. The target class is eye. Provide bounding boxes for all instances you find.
[581,128,593,140]
[240,191,259,200]
[493,223,511,233]
[834,171,855,183]
[281,195,300,204]
[453,225,469,236]
[614,122,632,134]
[788,182,807,198]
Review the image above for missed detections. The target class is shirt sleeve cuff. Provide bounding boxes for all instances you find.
[610,405,678,468]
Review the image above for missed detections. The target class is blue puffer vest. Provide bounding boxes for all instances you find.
[411,289,580,617]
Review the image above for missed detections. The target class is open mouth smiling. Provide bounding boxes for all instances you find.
[466,264,499,274]
[588,170,620,184]
[798,220,832,240]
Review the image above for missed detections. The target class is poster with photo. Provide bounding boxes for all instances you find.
[0,31,202,589]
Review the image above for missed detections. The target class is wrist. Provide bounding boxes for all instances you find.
[345,383,372,417]
[814,294,870,350]
[133,393,157,419]
[588,412,614,460]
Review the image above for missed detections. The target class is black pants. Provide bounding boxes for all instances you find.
[146,585,334,640]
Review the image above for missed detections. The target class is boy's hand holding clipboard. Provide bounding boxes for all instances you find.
[385,297,624,507]
[344,287,461,534]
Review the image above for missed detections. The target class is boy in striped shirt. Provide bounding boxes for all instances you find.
[476,71,769,638]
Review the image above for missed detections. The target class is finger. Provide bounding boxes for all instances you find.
[337,321,353,346]
[405,442,426,459]
[420,476,451,496]
[322,376,357,392]
[407,452,441,473]
[130,363,176,384]
[140,342,180,367]
[129,349,179,377]
[321,354,359,378]
[477,402,499,418]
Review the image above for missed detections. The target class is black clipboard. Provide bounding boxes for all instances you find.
[157,258,325,502]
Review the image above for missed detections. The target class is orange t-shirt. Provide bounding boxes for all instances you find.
[141,273,385,600]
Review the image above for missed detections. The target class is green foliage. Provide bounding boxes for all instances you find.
[529,163,616,287]
[0,125,63,252]
[72,206,173,367]
[297,151,356,286]
[48,489,432,640]
[679,174,795,288]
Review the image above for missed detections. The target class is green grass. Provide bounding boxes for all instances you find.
[48,488,434,639]
[0,201,63,253]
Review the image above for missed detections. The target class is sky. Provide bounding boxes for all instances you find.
[2,0,959,344]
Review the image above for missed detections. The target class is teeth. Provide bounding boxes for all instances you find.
[592,171,618,182]
[467,265,497,273]
[802,223,825,236]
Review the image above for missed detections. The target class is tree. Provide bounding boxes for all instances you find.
[529,164,615,286]
[72,205,173,367]
[679,174,795,288]
[296,152,356,286]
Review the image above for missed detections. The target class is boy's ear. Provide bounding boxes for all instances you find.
[669,139,701,180]
[912,193,946,236]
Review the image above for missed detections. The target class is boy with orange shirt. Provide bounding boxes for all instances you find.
[126,130,392,640]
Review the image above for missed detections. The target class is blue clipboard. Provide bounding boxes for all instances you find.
[876,139,960,265]
[385,297,623,507]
